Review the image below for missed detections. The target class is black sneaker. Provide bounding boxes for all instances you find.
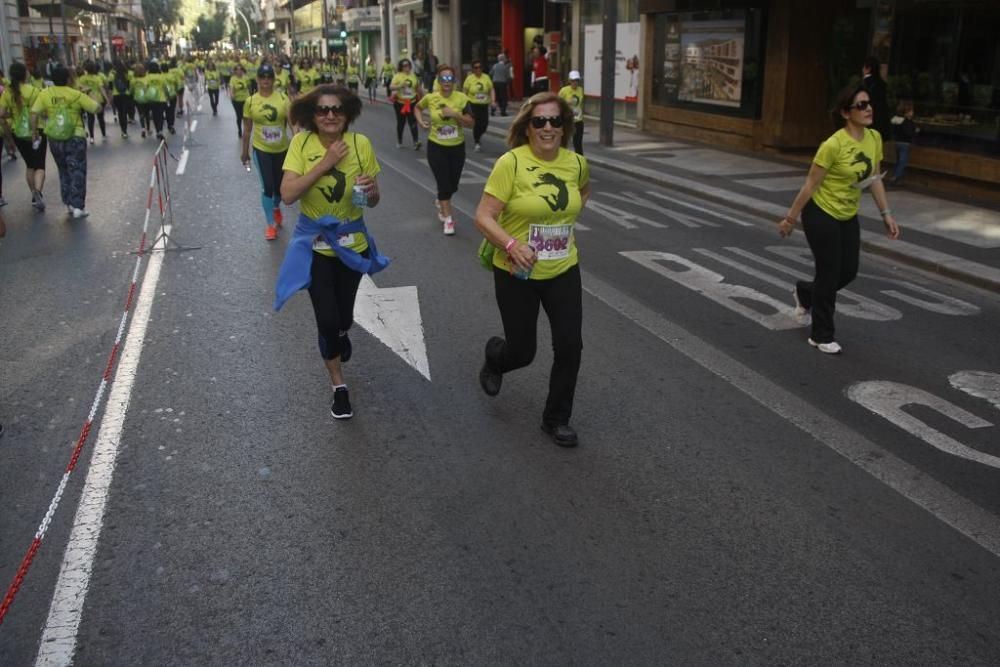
[479,337,504,396]
[330,387,353,419]
[339,333,352,363]
[541,422,578,448]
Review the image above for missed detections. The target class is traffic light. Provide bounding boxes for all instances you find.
[338,22,347,39]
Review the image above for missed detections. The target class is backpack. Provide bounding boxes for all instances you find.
[44,90,84,141]
[113,75,129,95]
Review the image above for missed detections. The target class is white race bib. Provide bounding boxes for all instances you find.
[436,124,458,140]
[529,224,572,260]
[337,233,356,247]
[261,125,284,145]
[475,92,488,102]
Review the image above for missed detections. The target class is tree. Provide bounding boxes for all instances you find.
[193,3,229,50]
[141,0,181,42]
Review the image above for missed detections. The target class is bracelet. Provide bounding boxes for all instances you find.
[504,238,517,253]
[880,208,892,217]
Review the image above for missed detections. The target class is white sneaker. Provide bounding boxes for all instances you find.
[396,142,403,149]
[442,217,455,235]
[474,143,482,152]
[808,338,842,354]
[792,287,808,317]
[72,207,90,219]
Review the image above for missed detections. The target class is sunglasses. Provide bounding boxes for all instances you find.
[530,115,564,129]
[259,74,275,79]
[848,100,871,111]
[315,104,345,117]
[440,75,455,82]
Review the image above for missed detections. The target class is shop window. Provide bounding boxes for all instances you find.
[579,0,641,124]
[651,7,765,119]
[890,0,1000,157]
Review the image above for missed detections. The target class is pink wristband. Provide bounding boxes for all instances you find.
[504,238,517,253]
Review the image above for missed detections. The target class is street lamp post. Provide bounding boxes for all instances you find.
[233,6,254,52]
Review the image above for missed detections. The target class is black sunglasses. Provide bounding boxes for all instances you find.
[259,74,275,79]
[848,100,871,111]
[530,115,564,129]
[315,104,345,117]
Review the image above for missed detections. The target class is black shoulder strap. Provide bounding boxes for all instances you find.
[575,153,582,181]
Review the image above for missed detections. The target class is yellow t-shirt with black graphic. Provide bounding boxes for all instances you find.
[558,84,584,121]
[282,131,381,256]
[417,91,471,147]
[244,91,290,153]
[811,128,883,221]
[390,72,419,101]
[484,145,589,280]
[230,75,251,102]
[462,73,493,105]
[0,83,42,138]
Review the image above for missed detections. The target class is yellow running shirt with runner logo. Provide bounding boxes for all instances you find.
[244,90,290,153]
[230,75,251,102]
[558,85,584,121]
[282,131,381,257]
[462,73,493,105]
[390,72,419,101]
[417,91,472,147]
[30,86,99,140]
[811,127,883,221]
[484,145,589,280]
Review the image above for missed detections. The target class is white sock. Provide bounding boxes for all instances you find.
[332,384,347,391]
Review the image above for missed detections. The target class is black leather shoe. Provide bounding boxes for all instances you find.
[479,337,504,396]
[541,422,578,448]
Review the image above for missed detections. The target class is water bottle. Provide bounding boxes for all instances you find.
[32,136,41,150]
[244,161,251,173]
[512,265,532,280]
[351,183,368,207]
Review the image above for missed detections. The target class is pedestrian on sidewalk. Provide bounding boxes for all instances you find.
[889,99,919,186]
[275,84,389,420]
[416,64,473,236]
[241,63,292,241]
[861,56,891,141]
[558,70,584,155]
[778,84,901,355]
[463,60,494,151]
[529,47,549,94]
[0,62,47,210]
[489,53,512,116]
[29,64,99,219]
[389,59,423,150]
[473,92,590,448]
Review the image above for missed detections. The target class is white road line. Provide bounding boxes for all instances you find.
[176,149,189,175]
[34,228,169,667]
[191,120,198,133]
[582,269,1000,558]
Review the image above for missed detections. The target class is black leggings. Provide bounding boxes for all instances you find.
[135,103,151,133]
[795,200,860,344]
[307,252,365,360]
[166,96,176,129]
[232,100,245,137]
[572,121,584,155]
[208,88,219,113]
[150,102,166,134]
[113,95,132,134]
[487,264,583,426]
[85,106,107,139]
[394,102,418,144]
[426,141,465,201]
[471,104,489,144]
[253,148,285,199]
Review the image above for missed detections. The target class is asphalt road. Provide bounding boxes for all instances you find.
[1,93,999,665]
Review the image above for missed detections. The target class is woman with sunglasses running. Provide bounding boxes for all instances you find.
[230,63,251,138]
[473,92,590,448]
[779,85,901,355]
[241,63,292,240]
[275,85,388,420]
[462,60,494,152]
[389,58,423,150]
[415,64,473,236]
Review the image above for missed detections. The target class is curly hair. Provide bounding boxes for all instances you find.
[506,91,575,149]
[288,84,363,133]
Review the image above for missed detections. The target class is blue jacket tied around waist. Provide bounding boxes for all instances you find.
[274,212,390,311]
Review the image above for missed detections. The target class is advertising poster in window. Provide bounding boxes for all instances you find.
[677,19,744,108]
[661,20,682,102]
[583,23,641,102]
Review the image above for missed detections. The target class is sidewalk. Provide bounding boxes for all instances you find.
[486,103,1000,294]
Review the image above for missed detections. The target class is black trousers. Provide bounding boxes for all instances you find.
[308,252,364,360]
[494,82,509,114]
[252,148,285,199]
[572,121,584,155]
[150,102,166,134]
[85,105,106,139]
[232,100,245,137]
[165,96,176,130]
[426,141,465,201]
[394,102,418,144]
[113,95,132,134]
[136,103,151,133]
[795,200,860,343]
[208,88,219,113]
[470,104,489,144]
[488,264,583,426]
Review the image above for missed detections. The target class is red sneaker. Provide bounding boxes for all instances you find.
[273,208,283,227]
[265,225,278,241]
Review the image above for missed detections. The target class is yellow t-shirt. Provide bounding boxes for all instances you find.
[230,75,251,102]
[30,86,99,140]
[417,91,471,147]
[484,145,589,280]
[811,127,884,221]
[0,83,42,138]
[244,91,291,153]
[282,131,381,256]
[76,74,106,104]
[558,84,584,121]
[390,72,420,101]
[462,73,493,105]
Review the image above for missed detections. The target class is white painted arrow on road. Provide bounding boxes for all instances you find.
[354,275,431,381]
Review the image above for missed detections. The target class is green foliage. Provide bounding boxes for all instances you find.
[193,3,230,50]
[142,0,181,37]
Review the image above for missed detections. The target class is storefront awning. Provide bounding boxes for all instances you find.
[29,0,116,17]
